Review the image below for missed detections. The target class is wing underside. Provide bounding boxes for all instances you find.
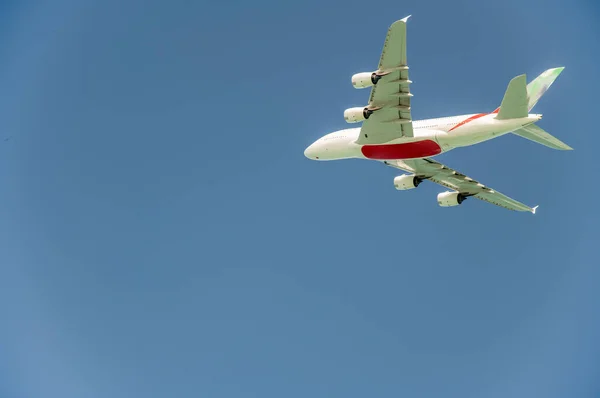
[384,158,538,213]
[357,16,414,145]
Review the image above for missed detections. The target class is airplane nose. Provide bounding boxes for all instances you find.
[304,146,311,158]
[304,144,317,159]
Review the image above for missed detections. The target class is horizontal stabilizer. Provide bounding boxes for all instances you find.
[513,123,573,150]
[496,74,529,120]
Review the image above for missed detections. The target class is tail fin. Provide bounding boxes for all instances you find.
[512,123,573,150]
[526,67,565,111]
[510,67,571,150]
[495,74,528,120]
[491,67,565,114]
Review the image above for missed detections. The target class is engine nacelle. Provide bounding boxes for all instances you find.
[394,174,423,190]
[437,191,467,207]
[344,107,374,123]
[351,72,382,89]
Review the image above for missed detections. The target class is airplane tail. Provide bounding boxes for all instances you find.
[493,67,571,150]
[493,67,565,117]
[525,67,565,111]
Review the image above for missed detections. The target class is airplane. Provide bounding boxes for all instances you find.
[303,16,572,214]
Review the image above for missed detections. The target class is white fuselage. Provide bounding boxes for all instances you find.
[304,112,542,161]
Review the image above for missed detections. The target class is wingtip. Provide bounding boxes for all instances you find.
[400,15,412,23]
[531,205,539,215]
[554,142,573,150]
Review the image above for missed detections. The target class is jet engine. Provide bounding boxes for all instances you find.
[437,191,468,207]
[394,174,423,190]
[344,107,375,123]
[351,72,382,89]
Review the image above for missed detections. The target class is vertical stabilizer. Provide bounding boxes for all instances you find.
[491,67,565,114]
[526,67,564,111]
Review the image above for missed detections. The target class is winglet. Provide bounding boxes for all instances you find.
[531,205,539,215]
[400,15,412,23]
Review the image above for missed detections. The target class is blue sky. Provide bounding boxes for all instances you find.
[0,0,598,397]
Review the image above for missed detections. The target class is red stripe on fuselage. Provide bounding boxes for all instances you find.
[361,140,441,160]
[448,113,487,132]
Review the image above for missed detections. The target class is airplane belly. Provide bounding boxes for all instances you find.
[360,139,442,160]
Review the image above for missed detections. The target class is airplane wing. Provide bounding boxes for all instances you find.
[383,157,539,213]
[357,16,414,145]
